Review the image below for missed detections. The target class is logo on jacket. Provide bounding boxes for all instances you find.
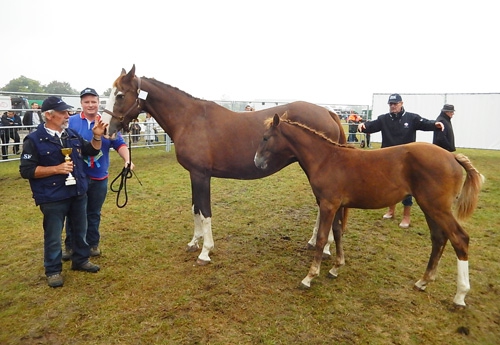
[403,122,409,128]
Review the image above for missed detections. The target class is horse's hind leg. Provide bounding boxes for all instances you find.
[416,212,470,306]
[328,208,345,278]
[415,214,448,291]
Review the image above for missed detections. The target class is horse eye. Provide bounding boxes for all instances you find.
[117,94,124,100]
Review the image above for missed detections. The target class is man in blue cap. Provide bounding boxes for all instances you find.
[19,96,107,287]
[357,93,444,229]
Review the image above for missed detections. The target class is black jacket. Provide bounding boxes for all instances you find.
[433,112,455,152]
[362,108,437,148]
[22,110,44,126]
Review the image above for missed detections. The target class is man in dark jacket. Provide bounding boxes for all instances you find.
[19,96,107,288]
[357,93,444,229]
[22,102,44,133]
[433,104,456,152]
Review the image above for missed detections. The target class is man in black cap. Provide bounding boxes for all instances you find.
[433,104,456,152]
[19,96,107,287]
[357,93,445,229]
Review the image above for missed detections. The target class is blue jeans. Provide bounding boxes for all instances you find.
[40,195,90,275]
[65,178,108,248]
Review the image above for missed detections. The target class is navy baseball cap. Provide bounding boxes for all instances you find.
[387,93,403,104]
[41,96,74,112]
[80,87,99,97]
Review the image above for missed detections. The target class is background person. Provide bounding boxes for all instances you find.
[19,96,106,287]
[433,104,456,152]
[244,104,255,111]
[1,110,22,158]
[144,112,156,147]
[347,111,362,142]
[358,93,444,228]
[63,88,133,260]
[22,102,44,133]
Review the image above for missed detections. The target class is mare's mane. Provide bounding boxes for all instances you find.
[114,74,205,102]
[265,116,355,149]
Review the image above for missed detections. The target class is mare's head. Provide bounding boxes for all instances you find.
[254,113,291,170]
[105,65,144,136]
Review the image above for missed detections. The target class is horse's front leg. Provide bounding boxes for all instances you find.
[301,203,337,288]
[186,174,214,265]
[307,208,334,258]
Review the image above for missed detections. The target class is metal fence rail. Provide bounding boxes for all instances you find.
[0,124,173,163]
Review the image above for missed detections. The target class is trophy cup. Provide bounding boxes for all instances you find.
[61,148,76,186]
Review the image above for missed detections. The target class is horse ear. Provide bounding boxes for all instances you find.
[121,68,126,75]
[123,65,136,84]
[272,113,280,127]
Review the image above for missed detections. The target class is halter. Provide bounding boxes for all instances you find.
[102,76,145,122]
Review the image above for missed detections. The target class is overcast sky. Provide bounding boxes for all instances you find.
[1,0,498,106]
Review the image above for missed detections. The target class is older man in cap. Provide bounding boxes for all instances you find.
[357,93,445,229]
[19,96,107,287]
[433,104,456,152]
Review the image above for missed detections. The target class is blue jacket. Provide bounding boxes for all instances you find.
[362,108,437,148]
[19,124,100,205]
[69,113,127,180]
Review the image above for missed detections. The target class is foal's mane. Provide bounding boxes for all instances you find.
[265,116,354,149]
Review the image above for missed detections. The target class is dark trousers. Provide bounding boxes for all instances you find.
[40,195,90,276]
[1,129,20,159]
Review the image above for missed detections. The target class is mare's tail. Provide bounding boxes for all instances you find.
[455,154,485,220]
[328,111,347,144]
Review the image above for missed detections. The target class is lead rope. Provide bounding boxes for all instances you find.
[110,132,142,208]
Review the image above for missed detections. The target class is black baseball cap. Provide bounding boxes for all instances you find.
[80,87,99,97]
[41,96,74,112]
[387,93,403,104]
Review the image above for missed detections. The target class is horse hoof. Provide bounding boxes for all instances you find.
[452,303,467,311]
[327,272,338,279]
[185,245,199,253]
[306,243,315,251]
[196,258,210,266]
[322,253,331,259]
[299,282,310,290]
[413,284,426,292]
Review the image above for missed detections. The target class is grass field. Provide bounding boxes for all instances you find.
[0,145,499,344]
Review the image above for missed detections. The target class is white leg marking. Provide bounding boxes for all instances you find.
[197,213,213,263]
[453,259,470,306]
[187,206,203,249]
[415,279,427,291]
[307,210,332,256]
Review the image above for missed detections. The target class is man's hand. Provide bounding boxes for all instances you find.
[92,118,108,138]
[435,121,445,131]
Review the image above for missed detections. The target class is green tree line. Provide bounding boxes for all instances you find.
[1,76,111,96]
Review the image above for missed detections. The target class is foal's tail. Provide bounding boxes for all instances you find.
[455,154,485,220]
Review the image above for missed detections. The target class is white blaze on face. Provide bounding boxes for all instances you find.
[100,87,117,127]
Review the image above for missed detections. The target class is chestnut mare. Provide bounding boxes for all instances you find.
[254,114,484,306]
[103,65,347,264]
